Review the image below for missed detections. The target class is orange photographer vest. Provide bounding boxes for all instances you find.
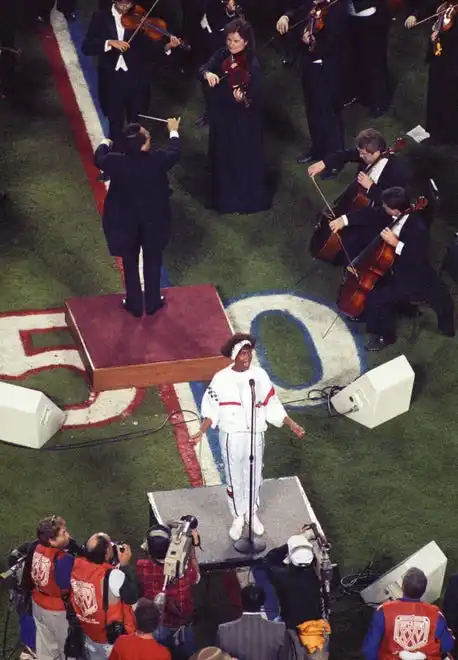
[378,600,442,660]
[70,558,135,643]
[31,544,66,611]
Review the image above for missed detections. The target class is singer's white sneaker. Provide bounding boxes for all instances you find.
[252,513,265,536]
[229,515,245,541]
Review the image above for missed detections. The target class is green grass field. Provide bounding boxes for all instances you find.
[1,5,458,656]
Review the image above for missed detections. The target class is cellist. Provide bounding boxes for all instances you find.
[405,1,458,145]
[309,129,408,260]
[333,187,455,351]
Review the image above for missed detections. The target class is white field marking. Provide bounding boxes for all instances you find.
[0,311,138,427]
[225,293,362,406]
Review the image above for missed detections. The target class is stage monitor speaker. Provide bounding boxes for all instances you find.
[361,541,447,606]
[330,355,414,429]
[0,381,66,449]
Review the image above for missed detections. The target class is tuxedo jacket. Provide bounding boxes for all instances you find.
[82,9,166,80]
[324,149,409,205]
[94,137,180,257]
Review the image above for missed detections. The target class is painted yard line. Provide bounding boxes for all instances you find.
[45,9,217,483]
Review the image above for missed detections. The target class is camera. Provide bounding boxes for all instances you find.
[105,621,127,644]
[163,515,199,581]
[111,542,126,566]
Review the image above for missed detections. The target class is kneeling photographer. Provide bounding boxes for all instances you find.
[70,533,138,660]
[262,525,331,658]
[136,518,201,659]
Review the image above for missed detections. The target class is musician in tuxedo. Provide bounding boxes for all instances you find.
[346,0,391,117]
[308,128,407,191]
[83,0,181,142]
[276,0,348,164]
[94,118,180,317]
[405,1,458,144]
[331,187,455,351]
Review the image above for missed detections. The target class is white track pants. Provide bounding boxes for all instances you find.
[219,430,264,518]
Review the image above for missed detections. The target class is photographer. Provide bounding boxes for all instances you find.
[263,534,326,654]
[70,533,138,660]
[21,515,80,660]
[136,525,200,658]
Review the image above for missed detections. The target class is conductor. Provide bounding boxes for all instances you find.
[94,118,181,317]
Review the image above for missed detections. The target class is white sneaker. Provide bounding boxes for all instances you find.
[252,513,265,536]
[229,515,245,541]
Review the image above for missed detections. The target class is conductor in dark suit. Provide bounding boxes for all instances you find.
[217,585,288,660]
[331,187,455,351]
[94,118,181,317]
[83,0,181,141]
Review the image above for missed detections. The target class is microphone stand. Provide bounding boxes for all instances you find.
[234,379,266,555]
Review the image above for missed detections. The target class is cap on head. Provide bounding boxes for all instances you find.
[286,535,314,566]
[141,525,171,559]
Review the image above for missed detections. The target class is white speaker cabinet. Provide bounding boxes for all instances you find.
[361,541,447,606]
[0,381,66,449]
[330,354,415,429]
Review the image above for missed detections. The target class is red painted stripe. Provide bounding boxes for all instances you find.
[157,384,203,487]
[219,401,242,407]
[41,23,203,480]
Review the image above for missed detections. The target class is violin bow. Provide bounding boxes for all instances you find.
[138,113,168,123]
[262,0,341,48]
[127,0,162,44]
[410,2,458,28]
[311,176,359,279]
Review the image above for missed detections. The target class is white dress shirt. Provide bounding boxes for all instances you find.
[348,2,376,17]
[104,5,128,72]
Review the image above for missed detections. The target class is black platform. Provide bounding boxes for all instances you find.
[147,476,322,570]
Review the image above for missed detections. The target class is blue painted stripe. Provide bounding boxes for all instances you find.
[66,16,109,136]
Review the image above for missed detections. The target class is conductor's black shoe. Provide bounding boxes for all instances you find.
[194,114,208,128]
[296,151,315,165]
[146,296,166,315]
[365,335,395,351]
[122,299,142,318]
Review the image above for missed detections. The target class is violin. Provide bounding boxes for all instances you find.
[336,197,428,319]
[309,136,406,263]
[121,5,190,50]
[304,0,338,52]
[220,52,252,107]
[431,2,458,55]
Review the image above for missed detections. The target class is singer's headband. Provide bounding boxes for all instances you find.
[231,340,252,361]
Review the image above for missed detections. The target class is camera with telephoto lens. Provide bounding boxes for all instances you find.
[111,542,126,566]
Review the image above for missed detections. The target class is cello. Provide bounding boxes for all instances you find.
[309,136,406,262]
[336,197,428,319]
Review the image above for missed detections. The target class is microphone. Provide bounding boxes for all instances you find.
[249,379,255,389]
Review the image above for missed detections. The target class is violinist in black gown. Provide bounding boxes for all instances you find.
[406,1,458,144]
[199,17,270,214]
[331,187,455,351]
[276,0,348,164]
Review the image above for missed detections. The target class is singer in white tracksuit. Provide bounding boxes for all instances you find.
[191,333,306,541]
